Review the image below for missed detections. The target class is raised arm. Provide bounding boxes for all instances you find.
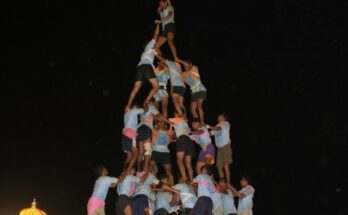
[177,59,193,70]
[153,22,161,40]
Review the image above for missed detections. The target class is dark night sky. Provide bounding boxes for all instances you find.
[2,0,347,215]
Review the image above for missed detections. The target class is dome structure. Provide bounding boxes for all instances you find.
[19,199,47,215]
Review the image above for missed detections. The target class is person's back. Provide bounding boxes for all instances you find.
[237,176,255,215]
[160,4,175,27]
[167,61,185,87]
[222,190,237,215]
[173,183,197,210]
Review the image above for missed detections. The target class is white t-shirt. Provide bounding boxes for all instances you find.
[222,190,237,215]
[139,104,159,129]
[173,183,198,209]
[238,185,255,214]
[117,175,138,197]
[213,121,231,148]
[134,173,160,200]
[138,39,156,67]
[156,191,181,212]
[160,5,175,27]
[124,108,143,131]
[193,174,216,198]
[91,176,118,201]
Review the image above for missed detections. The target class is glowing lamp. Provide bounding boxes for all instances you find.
[19,199,47,215]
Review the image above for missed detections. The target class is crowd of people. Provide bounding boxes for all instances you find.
[87,0,255,214]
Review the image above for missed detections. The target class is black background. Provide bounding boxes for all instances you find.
[2,0,347,215]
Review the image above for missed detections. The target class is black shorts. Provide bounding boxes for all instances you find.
[183,208,192,215]
[176,135,195,157]
[122,135,133,153]
[116,194,131,214]
[191,196,213,215]
[172,86,186,97]
[136,125,152,144]
[161,23,176,37]
[191,91,207,102]
[154,208,169,215]
[136,64,156,82]
[132,194,149,214]
[151,151,172,165]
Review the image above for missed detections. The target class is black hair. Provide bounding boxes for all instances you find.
[201,165,214,176]
[94,165,106,176]
[157,173,169,181]
[138,160,146,172]
[219,113,229,121]
[191,118,200,125]
[219,177,227,183]
[241,175,251,184]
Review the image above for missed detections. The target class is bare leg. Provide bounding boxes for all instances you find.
[178,95,186,117]
[124,205,132,215]
[176,151,187,180]
[161,97,169,118]
[190,101,198,119]
[137,141,144,169]
[154,36,167,58]
[124,151,132,170]
[218,166,225,179]
[185,155,193,181]
[172,94,183,116]
[224,163,231,185]
[168,32,179,61]
[197,98,205,124]
[125,81,142,111]
[126,147,138,173]
[163,164,174,185]
[146,78,159,101]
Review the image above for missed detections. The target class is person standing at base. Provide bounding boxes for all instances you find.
[170,109,195,182]
[155,0,179,61]
[237,176,255,215]
[209,113,233,185]
[190,165,215,215]
[173,174,198,215]
[217,178,242,215]
[87,166,118,215]
[178,59,207,125]
[122,104,143,173]
[124,22,161,113]
[116,168,138,215]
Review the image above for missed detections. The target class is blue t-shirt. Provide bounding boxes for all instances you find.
[152,130,170,153]
[173,183,198,209]
[138,39,156,67]
[117,175,138,197]
[222,190,237,215]
[139,105,159,129]
[134,173,160,200]
[91,176,118,201]
[166,61,185,87]
[193,174,216,198]
[124,108,143,131]
[155,191,181,212]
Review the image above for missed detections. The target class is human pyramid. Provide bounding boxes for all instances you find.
[87,1,255,215]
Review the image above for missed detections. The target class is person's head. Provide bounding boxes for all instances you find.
[219,178,228,190]
[158,173,170,185]
[157,120,168,130]
[183,60,193,71]
[94,165,108,177]
[240,175,251,188]
[191,118,201,131]
[158,61,167,70]
[159,0,169,8]
[201,165,214,176]
[218,113,228,123]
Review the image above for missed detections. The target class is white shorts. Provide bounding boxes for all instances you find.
[154,89,168,102]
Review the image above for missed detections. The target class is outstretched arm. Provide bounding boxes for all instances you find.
[156,113,175,126]
[228,184,242,198]
[177,59,193,70]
